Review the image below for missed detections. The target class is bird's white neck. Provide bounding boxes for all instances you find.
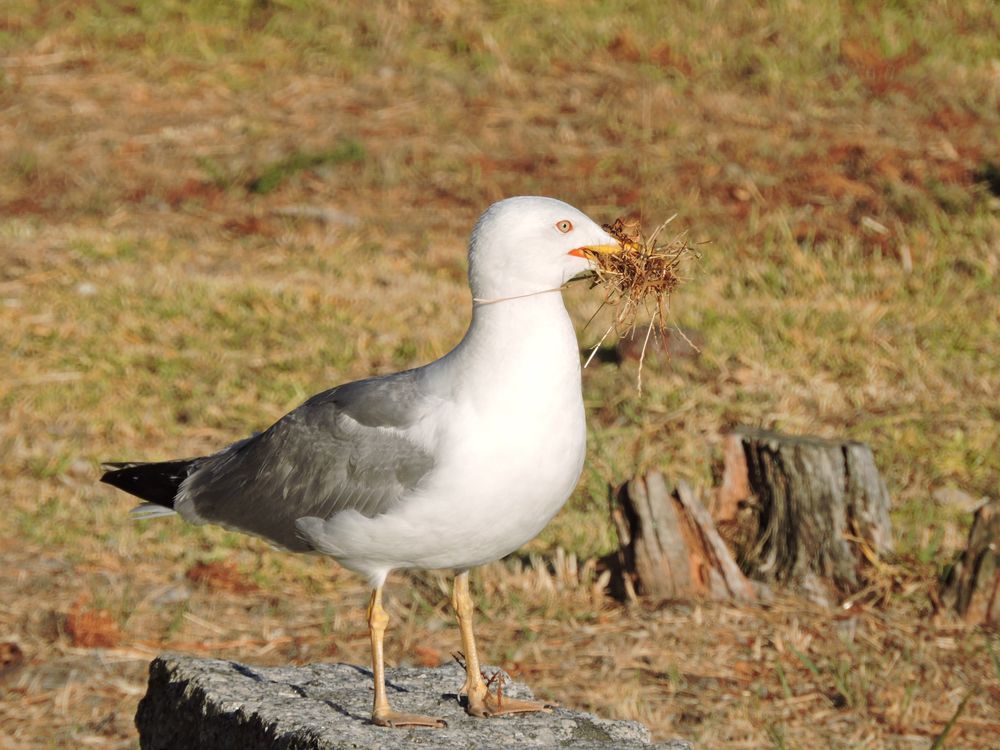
[436,291,582,404]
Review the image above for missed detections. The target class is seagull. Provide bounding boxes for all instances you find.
[102,196,621,728]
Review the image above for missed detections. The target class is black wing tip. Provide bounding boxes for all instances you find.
[100,461,140,478]
[100,458,200,508]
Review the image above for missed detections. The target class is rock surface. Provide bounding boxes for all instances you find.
[136,654,692,749]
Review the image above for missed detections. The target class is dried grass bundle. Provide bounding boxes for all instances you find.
[579,215,699,390]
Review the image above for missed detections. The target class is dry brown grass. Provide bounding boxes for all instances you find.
[1,1,999,748]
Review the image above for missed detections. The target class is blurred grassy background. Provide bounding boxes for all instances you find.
[1,1,998,747]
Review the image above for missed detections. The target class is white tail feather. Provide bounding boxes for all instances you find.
[130,503,177,520]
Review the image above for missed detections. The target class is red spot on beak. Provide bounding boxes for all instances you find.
[568,248,588,258]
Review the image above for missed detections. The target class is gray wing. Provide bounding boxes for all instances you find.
[176,369,436,552]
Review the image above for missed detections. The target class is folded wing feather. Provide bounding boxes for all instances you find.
[175,370,437,552]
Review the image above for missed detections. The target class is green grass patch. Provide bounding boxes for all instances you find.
[248,141,366,194]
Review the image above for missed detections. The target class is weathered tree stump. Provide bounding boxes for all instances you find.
[729,428,893,603]
[711,433,752,525]
[610,472,755,602]
[941,499,999,626]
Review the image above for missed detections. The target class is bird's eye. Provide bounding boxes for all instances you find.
[555,220,573,233]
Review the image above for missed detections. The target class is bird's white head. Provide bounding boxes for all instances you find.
[467,196,620,301]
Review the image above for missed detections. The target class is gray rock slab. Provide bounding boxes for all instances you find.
[136,654,693,749]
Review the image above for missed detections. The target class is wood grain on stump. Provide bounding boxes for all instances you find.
[729,428,893,603]
[712,433,752,525]
[611,473,755,602]
[941,498,999,626]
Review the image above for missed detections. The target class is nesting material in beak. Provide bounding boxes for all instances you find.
[577,216,699,391]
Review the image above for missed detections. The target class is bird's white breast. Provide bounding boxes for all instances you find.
[407,299,587,568]
[312,294,588,581]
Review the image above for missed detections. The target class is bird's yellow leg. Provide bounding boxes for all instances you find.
[367,585,446,728]
[452,571,554,718]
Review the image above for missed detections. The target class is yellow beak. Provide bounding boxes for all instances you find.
[568,243,622,258]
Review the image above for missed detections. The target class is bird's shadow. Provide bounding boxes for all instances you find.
[345,665,459,723]
[346,663,405,694]
[322,698,365,723]
[227,661,459,724]
[229,662,264,682]
[580,344,621,364]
